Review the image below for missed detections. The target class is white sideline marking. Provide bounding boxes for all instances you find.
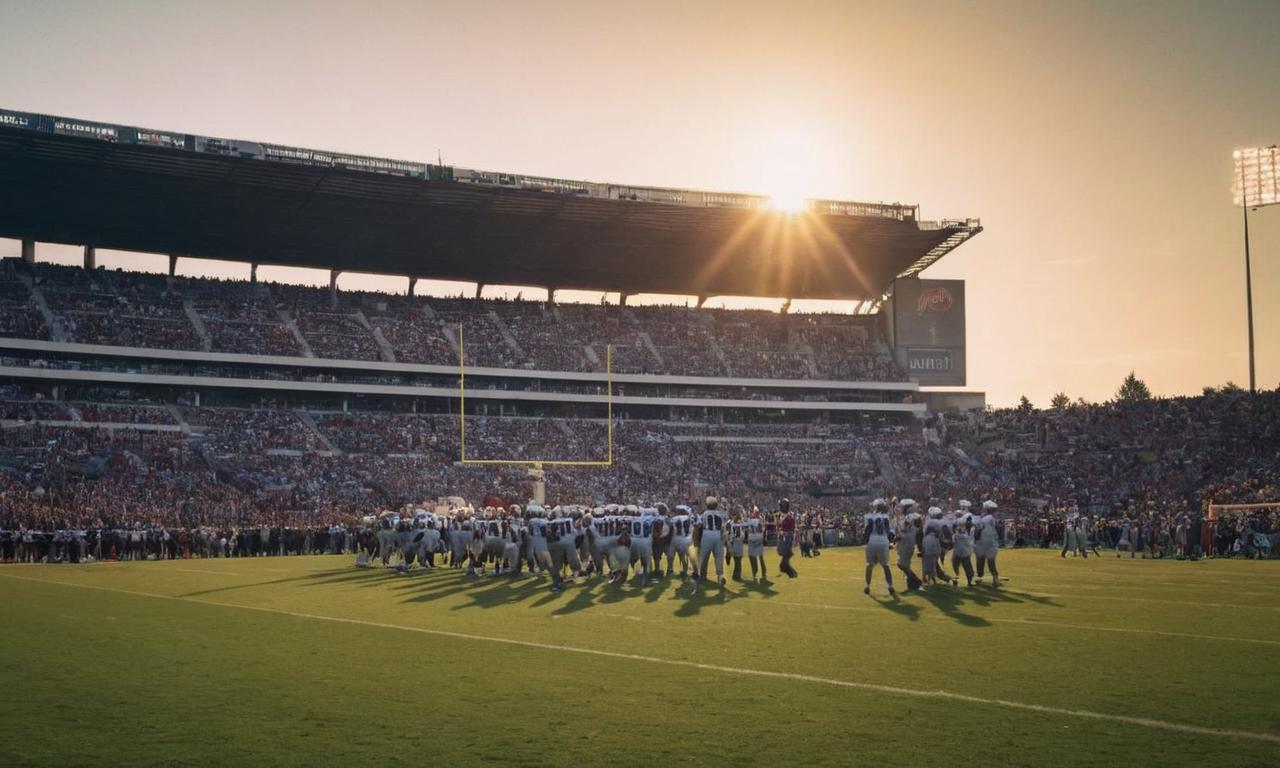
[2,573,1278,746]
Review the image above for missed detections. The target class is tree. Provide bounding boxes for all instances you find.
[1050,392,1070,410]
[1221,381,1244,394]
[1202,386,1218,397]
[1115,371,1151,404]
[1017,395,1034,414]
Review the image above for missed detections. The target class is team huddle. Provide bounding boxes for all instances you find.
[357,496,780,591]
[862,498,1004,596]
[355,495,1006,597]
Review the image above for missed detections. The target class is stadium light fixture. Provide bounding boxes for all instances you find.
[1232,145,1278,395]
[1233,146,1280,208]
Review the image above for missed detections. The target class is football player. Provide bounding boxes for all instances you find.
[746,510,767,581]
[895,499,923,592]
[725,508,748,581]
[695,496,727,587]
[526,504,551,575]
[629,506,658,585]
[974,500,1001,587]
[951,510,975,586]
[545,506,582,592]
[863,498,895,596]
[666,504,696,579]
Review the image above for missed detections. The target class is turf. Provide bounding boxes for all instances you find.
[1,549,1277,767]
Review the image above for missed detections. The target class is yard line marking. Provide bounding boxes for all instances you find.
[172,568,250,576]
[3,573,1278,745]
[1026,592,1280,612]
[769,600,1280,647]
[552,612,641,621]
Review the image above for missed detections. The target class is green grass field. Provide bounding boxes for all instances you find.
[2,549,1278,767]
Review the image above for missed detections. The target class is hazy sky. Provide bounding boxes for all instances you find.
[1,0,1276,405]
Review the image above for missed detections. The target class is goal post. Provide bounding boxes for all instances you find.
[457,322,614,468]
[1207,502,1280,520]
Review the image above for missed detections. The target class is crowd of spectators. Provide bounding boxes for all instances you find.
[2,384,1275,560]
[11,260,909,381]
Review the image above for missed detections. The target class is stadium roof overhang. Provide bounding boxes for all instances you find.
[0,126,980,300]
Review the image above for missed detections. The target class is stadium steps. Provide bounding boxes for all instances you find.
[441,323,461,358]
[792,337,821,378]
[583,345,600,368]
[706,335,732,376]
[20,274,69,342]
[294,410,341,455]
[182,298,214,351]
[487,311,524,359]
[166,404,192,434]
[552,419,577,439]
[865,441,899,486]
[637,332,665,368]
[274,308,316,358]
[369,326,398,362]
[353,309,397,362]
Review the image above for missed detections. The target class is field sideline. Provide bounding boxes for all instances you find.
[2,549,1277,767]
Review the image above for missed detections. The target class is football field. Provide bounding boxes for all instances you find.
[1,549,1277,767]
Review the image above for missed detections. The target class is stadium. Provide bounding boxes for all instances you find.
[1,13,1279,767]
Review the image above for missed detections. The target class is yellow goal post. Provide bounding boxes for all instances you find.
[1207,502,1280,520]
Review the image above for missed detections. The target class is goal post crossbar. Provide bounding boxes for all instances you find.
[457,322,613,468]
[1207,503,1280,513]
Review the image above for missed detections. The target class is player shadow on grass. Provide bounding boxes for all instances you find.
[179,569,357,598]
[301,566,815,620]
[870,583,1063,626]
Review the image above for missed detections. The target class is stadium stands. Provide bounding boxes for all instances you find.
[8,261,909,381]
[1,378,1275,548]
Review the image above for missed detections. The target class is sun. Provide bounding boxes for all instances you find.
[752,128,821,213]
[766,190,809,213]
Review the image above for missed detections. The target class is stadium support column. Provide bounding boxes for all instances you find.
[475,283,485,299]
[548,287,557,304]
[168,254,179,277]
[21,239,35,264]
[620,292,632,307]
[329,269,341,307]
[250,263,258,283]
[696,295,708,308]
[83,246,96,270]
[407,276,418,296]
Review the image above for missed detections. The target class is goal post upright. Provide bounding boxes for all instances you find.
[457,321,613,468]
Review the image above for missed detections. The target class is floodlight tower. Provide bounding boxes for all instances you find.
[1232,146,1278,395]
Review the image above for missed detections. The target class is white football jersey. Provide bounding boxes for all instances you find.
[863,512,891,545]
[698,510,726,532]
[670,515,694,538]
[975,514,999,545]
